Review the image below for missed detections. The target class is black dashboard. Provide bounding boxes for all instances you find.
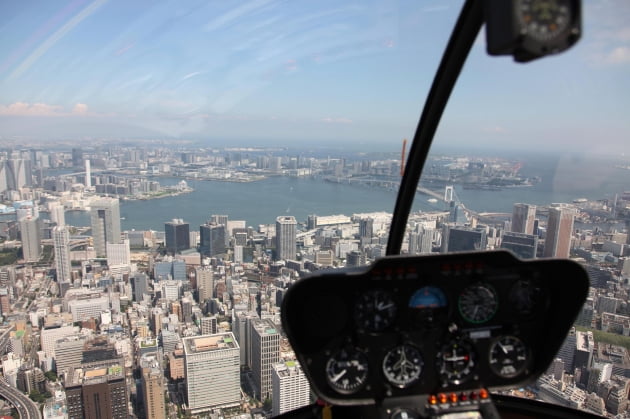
[281,251,589,418]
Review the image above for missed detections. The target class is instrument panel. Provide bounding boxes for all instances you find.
[281,251,588,407]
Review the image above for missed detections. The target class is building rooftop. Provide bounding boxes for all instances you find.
[67,360,124,387]
[183,333,238,355]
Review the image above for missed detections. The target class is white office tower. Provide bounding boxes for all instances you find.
[272,361,311,416]
[276,216,297,261]
[90,197,121,258]
[234,245,243,263]
[195,266,213,302]
[85,159,92,188]
[183,333,240,414]
[20,216,41,263]
[40,325,79,358]
[250,318,280,400]
[48,201,65,227]
[52,226,72,284]
[107,239,131,274]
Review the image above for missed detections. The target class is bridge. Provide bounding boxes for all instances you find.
[0,381,42,419]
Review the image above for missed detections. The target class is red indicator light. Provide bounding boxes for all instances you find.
[459,392,468,401]
[429,395,438,405]
[449,393,458,403]
[438,393,448,404]
[480,389,489,399]
[469,392,478,400]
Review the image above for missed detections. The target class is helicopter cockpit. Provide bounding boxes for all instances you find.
[278,1,596,418]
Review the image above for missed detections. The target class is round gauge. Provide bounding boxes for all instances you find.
[382,345,424,388]
[489,336,529,378]
[517,0,572,42]
[355,289,397,332]
[509,279,546,317]
[437,341,476,385]
[409,286,447,309]
[458,284,498,324]
[325,348,369,394]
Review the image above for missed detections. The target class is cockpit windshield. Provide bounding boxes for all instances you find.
[0,1,629,418]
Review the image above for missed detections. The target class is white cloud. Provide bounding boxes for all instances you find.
[0,102,93,117]
[73,103,89,114]
[605,46,630,64]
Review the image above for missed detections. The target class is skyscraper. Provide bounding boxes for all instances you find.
[512,203,537,235]
[90,198,121,258]
[142,366,166,419]
[165,219,190,254]
[48,201,65,226]
[276,216,297,261]
[441,226,487,253]
[195,266,213,302]
[272,361,311,416]
[199,223,225,257]
[85,159,92,189]
[500,231,538,259]
[183,333,240,414]
[53,226,72,283]
[20,216,41,263]
[250,318,280,400]
[543,205,576,258]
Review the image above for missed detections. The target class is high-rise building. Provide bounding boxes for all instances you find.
[20,216,41,263]
[272,361,311,416]
[6,158,32,190]
[65,359,128,419]
[53,226,72,283]
[90,198,121,258]
[106,239,131,267]
[250,318,280,400]
[142,366,166,419]
[165,219,190,254]
[543,206,576,258]
[183,333,240,414]
[131,273,149,302]
[210,214,228,226]
[199,223,226,257]
[359,218,373,238]
[512,203,537,235]
[500,231,538,259]
[276,216,297,261]
[441,226,487,253]
[49,201,66,227]
[233,311,258,366]
[200,316,218,335]
[84,159,92,189]
[195,266,213,302]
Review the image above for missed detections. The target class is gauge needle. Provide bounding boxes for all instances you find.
[331,369,347,383]
[376,302,394,311]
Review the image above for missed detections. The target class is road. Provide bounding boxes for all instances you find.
[0,382,42,419]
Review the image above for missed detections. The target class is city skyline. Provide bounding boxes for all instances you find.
[0,1,627,153]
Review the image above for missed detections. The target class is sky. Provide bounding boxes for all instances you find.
[0,0,628,153]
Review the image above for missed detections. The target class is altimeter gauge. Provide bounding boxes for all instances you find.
[355,289,397,332]
[382,345,423,388]
[489,336,529,378]
[325,347,369,394]
[458,283,498,324]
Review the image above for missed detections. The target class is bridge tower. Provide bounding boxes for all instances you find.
[444,185,454,203]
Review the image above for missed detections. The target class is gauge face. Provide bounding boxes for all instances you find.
[438,341,475,385]
[489,336,529,378]
[509,279,546,317]
[517,0,572,42]
[458,284,498,324]
[355,289,397,332]
[409,286,447,309]
[325,348,369,394]
[382,345,423,388]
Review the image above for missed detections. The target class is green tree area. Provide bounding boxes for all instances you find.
[29,389,52,403]
[0,248,19,266]
[575,326,630,352]
[44,370,58,382]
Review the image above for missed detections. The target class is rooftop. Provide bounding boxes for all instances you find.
[183,332,238,355]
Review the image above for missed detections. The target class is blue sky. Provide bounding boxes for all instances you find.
[0,0,628,153]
